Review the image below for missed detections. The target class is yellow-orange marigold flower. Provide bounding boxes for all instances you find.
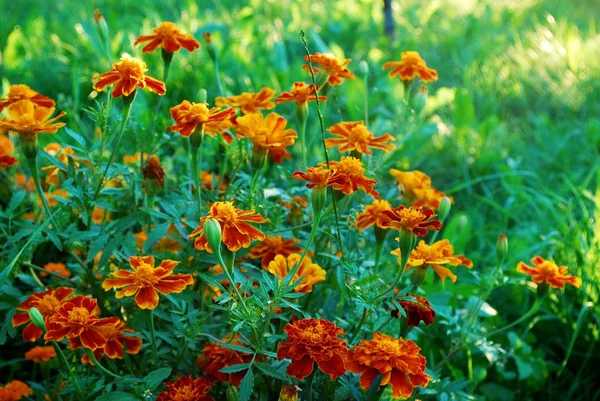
[215,87,276,115]
[389,169,452,209]
[303,52,356,86]
[0,84,55,112]
[277,318,348,380]
[40,262,71,278]
[102,256,193,310]
[189,201,269,253]
[200,171,227,191]
[0,380,33,401]
[279,385,301,401]
[0,100,66,142]
[41,144,77,187]
[274,82,326,105]
[196,335,253,387]
[326,121,395,155]
[0,135,18,168]
[69,319,142,364]
[134,22,200,54]
[40,189,68,208]
[267,254,326,293]
[355,199,393,231]
[517,256,580,289]
[326,156,379,198]
[168,101,237,137]
[381,205,441,236]
[134,226,183,253]
[236,112,297,162]
[248,236,303,268]
[122,152,142,164]
[291,166,345,190]
[347,332,430,399]
[25,346,56,363]
[92,56,166,98]
[156,376,214,401]
[382,51,438,82]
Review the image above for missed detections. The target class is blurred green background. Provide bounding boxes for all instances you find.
[1,0,599,399]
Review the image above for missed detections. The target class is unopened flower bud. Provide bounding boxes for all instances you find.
[197,89,208,103]
[438,196,452,222]
[226,385,239,401]
[359,60,369,76]
[204,219,222,253]
[28,307,46,332]
[203,32,217,61]
[412,85,428,114]
[398,229,416,263]
[411,266,428,288]
[94,9,109,43]
[496,234,508,264]
[279,385,301,401]
[295,102,308,124]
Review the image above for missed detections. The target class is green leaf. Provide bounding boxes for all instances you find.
[87,234,108,264]
[143,222,170,252]
[219,363,250,374]
[7,191,26,215]
[95,391,139,401]
[238,368,254,401]
[255,361,288,381]
[143,367,172,390]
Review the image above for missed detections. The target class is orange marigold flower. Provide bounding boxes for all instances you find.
[92,56,166,98]
[355,199,393,231]
[168,100,236,137]
[188,201,269,253]
[291,166,344,189]
[102,256,193,310]
[215,87,276,115]
[248,236,303,268]
[346,332,430,399]
[196,334,253,387]
[122,152,142,164]
[0,100,66,142]
[142,155,165,188]
[203,115,236,144]
[69,320,142,364]
[382,51,438,82]
[134,226,183,253]
[277,318,348,380]
[274,82,326,105]
[25,346,56,363]
[235,112,297,162]
[389,169,452,210]
[15,173,35,192]
[391,293,436,326]
[0,380,33,401]
[40,188,68,208]
[40,262,71,278]
[517,256,580,289]
[156,376,214,401]
[134,21,200,54]
[12,287,75,342]
[267,254,326,293]
[394,239,472,283]
[44,296,120,351]
[326,121,395,155]
[0,84,55,112]
[279,385,301,401]
[303,52,356,86]
[92,206,110,225]
[326,156,380,198]
[0,135,18,168]
[200,171,227,191]
[381,205,441,236]
[41,144,77,187]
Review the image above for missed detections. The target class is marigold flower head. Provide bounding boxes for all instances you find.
[235,112,297,162]
[92,55,166,98]
[122,152,142,164]
[215,87,276,115]
[326,121,395,155]
[41,144,77,187]
[200,171,227,191]
[291,166,345,190]
[279,385,301,401]
[0,380,33,401]
[0,135,18,168]
[389,169,452,209]
[394,239,472,283]
[0,100,66,143]
[381,205,441,236]
[142,155,165,188]
[517,256,580,289]
[168,100,236,137]
[189,201,269,253]
[69,319,142,364]
[102,256,193,310]
[44,296,120,351]
[268,254,326,293]
[134,21,200,54]
[382,51,438,83]
[274,82,326,105]
[25,346,56,363]
[156,376,214,401]
[248,236,303,268]
[12,287,75,342]
[277,318,348,380]
[303,52,356,86]
[326,156,380,198]
[39,262,71,278]
[391,294,436,326]
[355,199,393,231]
[347,332,430,399]
[196,334,253,387]
[134,226,183,253]
[92,206,111,225]
[0,84,55,112]
[40,188,68,208]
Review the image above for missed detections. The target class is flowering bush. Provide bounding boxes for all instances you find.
[0,4,594,401]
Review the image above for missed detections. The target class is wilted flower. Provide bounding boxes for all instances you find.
[92,56,166,98]
[248,236,303,268]
[142,155,166,188]
[303,52,355,86]
[517,257,580,289]
[274,82,326,105]
[156,376,214,401]
[216,88,276,115]
[134,22,200,54]
[0,84,55,112]
[279,385,301,401]
[196,335,253,387]
[267,253,326,293]
[382,51,438,82]
[326,121,394,155]
[25,346,56,363]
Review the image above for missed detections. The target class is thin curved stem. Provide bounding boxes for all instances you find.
[52,342,84,399]
[86,349,122,378]
[372,241,410,302]
[349,308,370,343]
[148,309,158,365]
[214,249,250,314]
[27,156,60,230]
[191,141,204,217]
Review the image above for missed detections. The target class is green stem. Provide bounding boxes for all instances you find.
[27,156,60,229]
[148,60,171,137]
[299,114,308,168]
[214,58,224,97]
[191,142,203,217]
[86,349,122,378]
[214,248,250,314]
[372,240,410,302]
[349,308,370,343]
[374,241,384,275]
[52,342,83,399]
[305,368,317,401]
[148,309,158,365]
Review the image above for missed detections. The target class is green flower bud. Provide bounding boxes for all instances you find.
[226,385,239,401]
[204,219,222,253]
[496,234,508,264]
[311,187,327,217]
[359,60,369,76]
[28,307,46,332]
[438,196,452,222]
[295,102,308,123]
[197,88,208,103]
[412,85,428,114]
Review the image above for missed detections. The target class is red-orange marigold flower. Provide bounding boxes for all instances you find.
[0,135,18,168]
[92,56,166,98]
[303,52,356,86]
[69,320,142,364]
[134,22,200,54]
[44,296,120,351]
[517,256,580,289]
[0,380,33,401]
[277,318,348,381]
[188,201,269,253]
[291,166,345,190]
[12,287,75,342]
[326,121,395,155]
[0,84,55,112]
[142,155,165,188]
[355,199,393,231]
[156,376,214,401]
[196,335,253,387]
[102,256,193,310]
[248,236,303,268]
[274,82,326,105]
[168,101,236,137]
[268,254,326,293]
[215,87,276,115]
[326,156,380,198]
[391,294,436,326]
[0,100,66,142]
[25,346,56,363]
[40,262,71,278]
[381,205,441,236]
[347,332,430,399]
[382,51,438,83]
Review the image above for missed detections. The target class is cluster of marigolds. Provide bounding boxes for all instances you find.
[0,15,581,401]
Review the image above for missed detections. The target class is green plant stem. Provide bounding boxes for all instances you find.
[296,211,321,268]
[27,156,60,229]
[213,57,224,97]
[148,309,158,365]
[349,308,370,343]
[372,242,410,302]
[374,316,393,333]
[374,241,384,275]
[86,349,122,378]
[214,249,251,314]
[52,342,83,399]
[299,114,308,168]
[191,142,203,217]
[148,60,171,139]
[305,368,317,401]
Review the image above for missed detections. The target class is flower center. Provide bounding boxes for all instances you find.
[117,58,146,78]
[297,325,325,343]
[376,338,403,354]
[397,208,426,228]
[348,126,370,144]
[337,157,364,178]
[189,103,211,123]
[212,202,238,224]
[67,307,91,325]
[131,264,159,286]
[537,260,559,276]
[36,295,62,315]
[172,385,197,401]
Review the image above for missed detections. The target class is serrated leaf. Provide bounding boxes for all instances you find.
[219,363,250,374]
[238,368,254,401]
[8,191,26,215]
[64,127,87,148]
[255,361,288,381]
[143,222,169,252]
[87,235,108,263]
[143,367,172,390]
